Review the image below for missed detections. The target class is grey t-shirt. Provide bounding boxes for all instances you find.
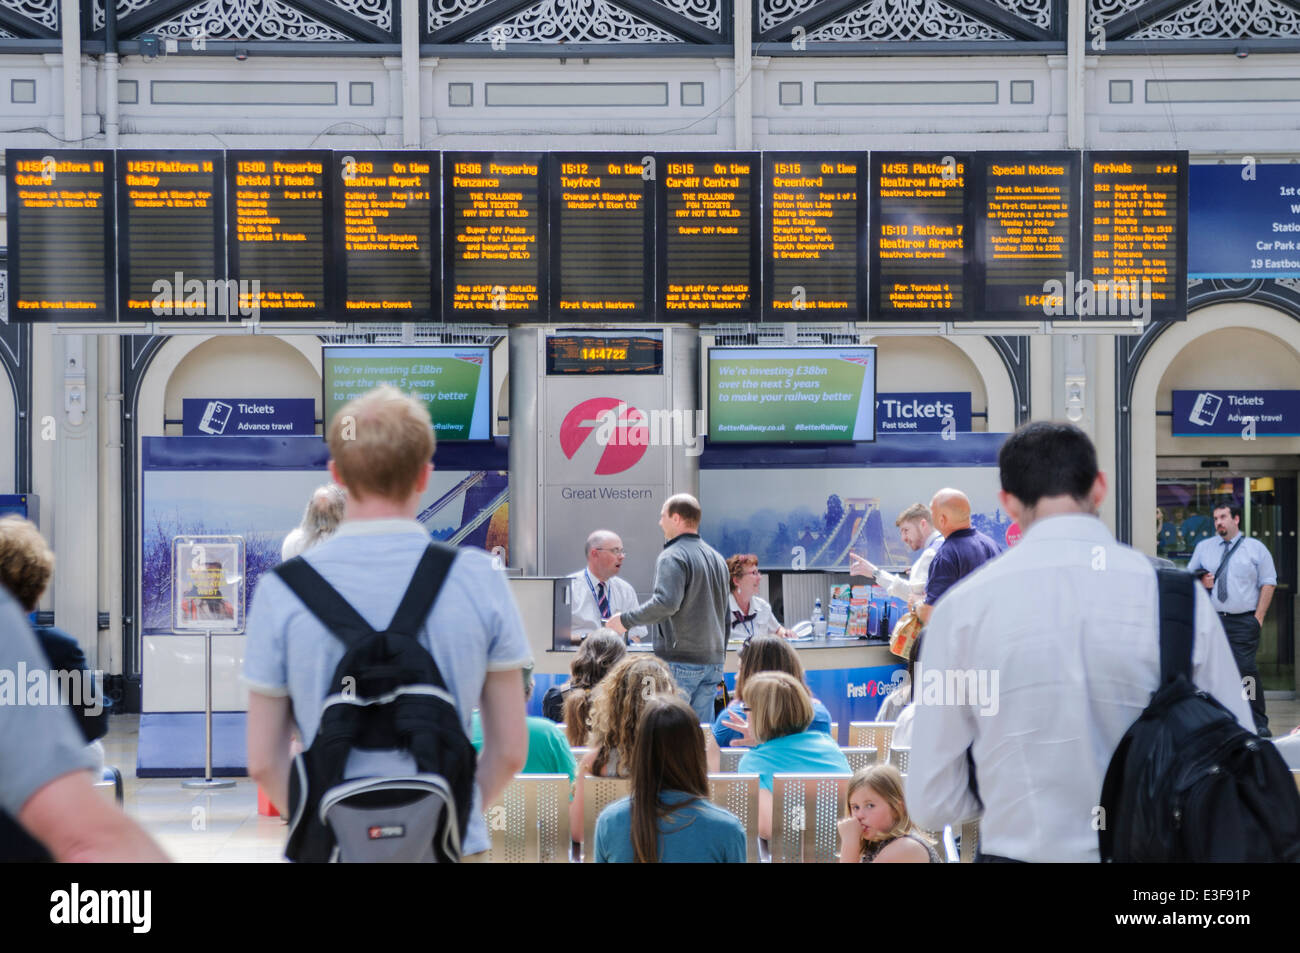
[0,588,98,815]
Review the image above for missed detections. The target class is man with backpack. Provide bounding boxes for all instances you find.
[906,421,1256,863]
[245,385,529,862]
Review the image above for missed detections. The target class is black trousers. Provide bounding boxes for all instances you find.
[1219,612,1268,736]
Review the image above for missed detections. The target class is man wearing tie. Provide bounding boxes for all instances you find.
[568,530,646,644]
[1187,503,1277,736]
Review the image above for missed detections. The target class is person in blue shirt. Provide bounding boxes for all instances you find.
[733,671,851,840]
[593,694,746,863]
[713,634,833,748]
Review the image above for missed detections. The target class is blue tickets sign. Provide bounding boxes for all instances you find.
[1171,389,1300,437]
[182,398,315,436]
[1189,164,1300,278]
[875,392,971,434]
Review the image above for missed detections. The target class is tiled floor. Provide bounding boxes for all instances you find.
[104,698,1300,863]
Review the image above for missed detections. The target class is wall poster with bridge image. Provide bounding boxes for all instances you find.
[140,436,508,634]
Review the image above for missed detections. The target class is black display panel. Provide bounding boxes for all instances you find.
[226,150,332,319]
[334,151,439,321]
[443,152,546,320]
[117,150,226,320]
[1081,151,1188,322]
[869,152,972,320]
[763,153,865,320]
[974,151,1081,320]
[545,329,664,375]
[657,153,759,321]
[7,150,115,321]
[549,153,653,319]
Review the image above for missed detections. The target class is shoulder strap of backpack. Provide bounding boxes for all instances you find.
[275,556,376,649]
[386,543,458,638]
[1155,568,1196,685]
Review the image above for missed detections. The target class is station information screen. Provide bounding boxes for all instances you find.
[763,153,865,320]
[658,153,759,320]
[975,152,1080,320]
[117,151,226,320]
[545,329,664,375]
[869,152,972,320]
[7,150,115,320]
[226,150,332,319]
[1082,151,1188,322]
[335,151,439,321]
[443,152,546,320]
[550,153,653,319]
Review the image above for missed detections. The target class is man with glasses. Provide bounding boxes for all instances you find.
[568,530,646,644]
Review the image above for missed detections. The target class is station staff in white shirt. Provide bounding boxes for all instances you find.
[849,502,944,606]
[568,530,646,644]
[1186,502,1277,736]
[907,421,1252,863]
[726,554,791,640]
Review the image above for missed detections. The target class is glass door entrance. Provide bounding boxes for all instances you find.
[1156,467,1296,694]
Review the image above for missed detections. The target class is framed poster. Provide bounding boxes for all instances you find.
[172,535,245,633]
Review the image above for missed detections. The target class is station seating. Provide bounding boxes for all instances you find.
[848,721,895,757]
[768,773,851,863]
[481,774,571,863]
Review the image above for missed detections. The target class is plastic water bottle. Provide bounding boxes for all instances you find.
[813,598,827,639]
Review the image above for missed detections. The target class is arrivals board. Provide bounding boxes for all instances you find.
[226,150,332,319]
[763,152,865,320]
[550,153,654,319]
[1082,151,1187,322]
[335,151,439,321]
[658,153,759,321]
[7,150,115,320]
[443,152,546,320]
[117,150,226,320]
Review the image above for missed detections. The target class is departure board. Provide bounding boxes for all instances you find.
[7,150,115,320]
[870,152,972,320]
[1082,151,1187,322]
[545,329,663,375]
[443,152,546,319]
[550,153,653,318]
[658,153,759,320]
[335,151,439,321]
[226,150,332,319]
[117,151,225,320]
[975,152,1080,320]
[763,153,865,320]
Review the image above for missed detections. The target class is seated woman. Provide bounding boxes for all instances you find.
[713,634,833,748]
[540,629,626,740]
[735,671,851,840]
[838,764,940,863]
[593,694,747,863]
[726,554,791,643]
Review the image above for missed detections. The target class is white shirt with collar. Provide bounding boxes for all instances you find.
[906,513,1253,863]
[872,529,944,602]
[1186,531,1277,615]
[567,569,646,642]
[726,592,783,640]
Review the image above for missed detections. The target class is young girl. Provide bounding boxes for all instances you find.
[542,629,627,744]
[838,764,941,863]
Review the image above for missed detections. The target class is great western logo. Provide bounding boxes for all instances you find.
[559,398,707,474]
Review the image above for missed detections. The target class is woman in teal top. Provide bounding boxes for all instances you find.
[593,694,746,863]
[733,671,851,839]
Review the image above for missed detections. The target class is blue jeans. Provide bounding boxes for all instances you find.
[667,661,725,725]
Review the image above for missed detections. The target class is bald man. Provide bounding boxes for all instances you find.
[567,529,646,645]
[915,488,1002,625]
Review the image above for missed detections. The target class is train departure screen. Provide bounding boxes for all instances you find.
[545,329,663,375]
[7,150,115,320]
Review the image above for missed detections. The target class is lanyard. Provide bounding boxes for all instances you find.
[584,570,605,611]
[732,601,756,637]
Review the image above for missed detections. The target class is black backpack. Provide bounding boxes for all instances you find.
[1099,569,1300,862]
[274,543,478,863]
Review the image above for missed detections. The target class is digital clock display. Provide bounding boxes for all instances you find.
[545,331,663,375]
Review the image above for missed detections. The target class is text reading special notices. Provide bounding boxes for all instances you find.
[444,154,545,317]
[7,150,115,319]
[337,152,439,319]
[227,151,332,316]
[764,154,864,319]
[659,155,759,320]
[870,154,972,319]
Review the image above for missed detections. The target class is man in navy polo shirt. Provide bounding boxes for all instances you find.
[916,488,1002,626]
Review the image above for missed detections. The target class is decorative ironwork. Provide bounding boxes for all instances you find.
[325,0,391,31]
[428,0,495,32]
[150,0,350,41]
[807,0,1009,41]
[1088,0,1142,35]
[989,0,1051,30]
[0,0,59,32]
[1277,277,1300,296]
[1130,0,1300,38]
[0,23,14,36]
[757,0,821,34]
[647,0,720,31]
[93,0,155,31]
[467,0,678,43]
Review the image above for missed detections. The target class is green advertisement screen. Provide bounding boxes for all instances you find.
[708,346,877,443]
[322,345,492,441]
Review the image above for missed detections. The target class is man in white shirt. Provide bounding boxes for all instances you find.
[849,502,944,606]
[568,530,646,644]
[907,421,1252,863]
